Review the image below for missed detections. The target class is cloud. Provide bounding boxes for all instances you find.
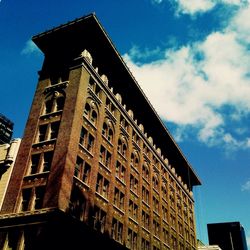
[21,40,41,55]
[123,5,250,150]
[241,180,250,192]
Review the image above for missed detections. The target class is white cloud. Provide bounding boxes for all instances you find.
[21,40,40,55]
[241,180,250,191]
[163,0,247,15]
[123,4,250,150]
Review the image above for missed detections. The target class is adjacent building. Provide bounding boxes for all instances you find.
[0,14,201,249]
[208,222,248,250]
[0,113,13,144]
[0,139,21,209]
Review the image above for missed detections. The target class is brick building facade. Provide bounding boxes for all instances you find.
[0,14,201,249]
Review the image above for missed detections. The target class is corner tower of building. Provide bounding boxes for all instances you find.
[0,13,201,249]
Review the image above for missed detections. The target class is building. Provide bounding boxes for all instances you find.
[0,14,201,249]
[0,113,13,144]
[0,139,21,209]
[207,222,248,250]
[198,246,222,250]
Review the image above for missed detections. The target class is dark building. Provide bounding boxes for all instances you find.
[0,113,13,144]
[207,222,248,250]
[0,14,201,249]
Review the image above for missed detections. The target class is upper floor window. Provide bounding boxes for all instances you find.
[142,163,149,181]
[141,210,150,230]
[118,136,127,157]
[83,101,98,125]
[152,174,159,191]
[141,238,150,250]
[99,145,112,168]
[92,205,106,233]
[74,156,91,185]
[153,196,159,213]
[111,218,123,243]
[79,127,95,153]
[96,173,109,199]
[142,186,149,204]
[129,200,138,220]
[130,174,138,194]
[37,122,60,143]
[131,151,139,170]
[153,220,160,237]
[127,229,137,250]
[114,187,125,210]
[106,98,116,115]
[120,115,129,131]
[132,131,140,145]
[88,77,101,97]
[115,161,126,182]
[44,93,65,114]
[102,120,114,143]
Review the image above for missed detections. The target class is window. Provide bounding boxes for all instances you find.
[74,157,91,185]
[102,121,114,143]
[162,205,168,222]
[21,189,32,211]
[169,186,175,208]
[130,175,138,194]
[142,210,149,230]
[111,218,123,243]
[115,161,126,182]
[129,200,138,220]
[34,186,45,209]
[178,221,184,235]
[127,229,137,250]
[45,99,53,114]
[55,96,64,111]
[106,98,116,115]
[42,151,53,172]
[153,196,159,213]
[83,101,98,125]
[114,188,124,210]
[153,220,160,237]
[132,131,140,145]
[142,186,149,204]
[152,174,159,191]
[92,205,106,233]
[120,115,129,131]
[162,182,168,200]
[96,173,109,199]
[163,228,169,244]
[131,151,139,170]
[50,122,60,140]
[141,238,150,250]
[170,214,176,228]
[79,127,95,152]
[38,124,47,142]
[118,137,127,157]
[171,236,177,250]
[142,164,149,181]
[30,154,40,174]
[99,145,112,168]
[44,94,65,114]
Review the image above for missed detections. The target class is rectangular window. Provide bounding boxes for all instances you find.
[30,154,40,174]
[93,205,106,233]
[111,218,123,243]
[21,189,32,211]
[141,238,150,250]
[127,229,137,250]
[96,173,109,199]
[99,145,111,168]
[38,124,47,142]
[74,156,91,185]
[142,186,149,204]
[142,210,149,230]
[153,220,160,237]
[153,196,159,213]
[34,186,45,209]
[130,175,138,194]
[79,127,95,153]
[50,122,60,140]
[163,228,169,244]
[162,205,168,221]
[129,200,138,220]
[115,161,126,182]
[114,188,124,210]
[43,151,53,172]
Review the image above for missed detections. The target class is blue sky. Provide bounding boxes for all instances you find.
[1,0,250,246]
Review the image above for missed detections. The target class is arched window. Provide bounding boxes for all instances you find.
[152,173,159,191]
[102,120,114,143]
[83,100,98,125]
[44,91,65,114]
[131,151,139,170]
[118,136,127,157]
[142,163,149,181]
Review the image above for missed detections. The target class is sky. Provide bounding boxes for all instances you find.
[0,0,250,246]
